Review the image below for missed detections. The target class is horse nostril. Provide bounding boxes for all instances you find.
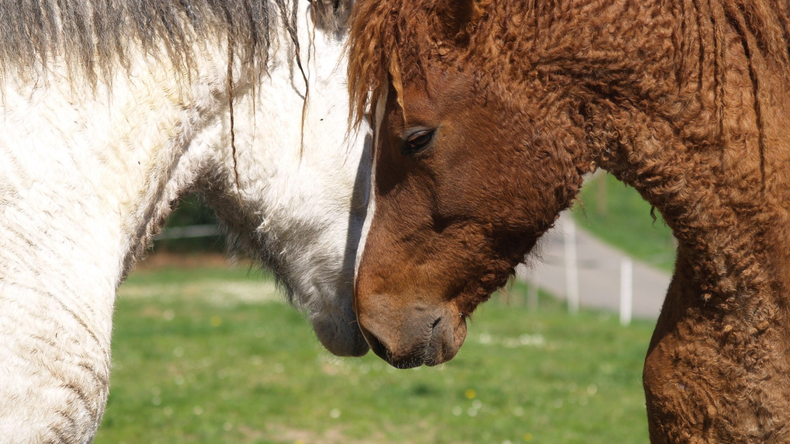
[363,328,388,360]
[431,316,442,329]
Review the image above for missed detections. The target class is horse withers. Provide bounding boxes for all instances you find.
[0,1,369,442]
[348,0,790,441]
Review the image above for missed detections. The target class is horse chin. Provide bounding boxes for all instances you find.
[310,307,370,357]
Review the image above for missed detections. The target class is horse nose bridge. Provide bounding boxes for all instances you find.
[357,295,432,340]
[357,294,433,333]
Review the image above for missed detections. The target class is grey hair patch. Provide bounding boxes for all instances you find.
[0,0,354,87]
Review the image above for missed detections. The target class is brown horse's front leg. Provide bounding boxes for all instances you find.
[644,252,790,443]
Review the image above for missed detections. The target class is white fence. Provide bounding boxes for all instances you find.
[156,220,672,324]
[520,217,672,324]
[154,224,221,240]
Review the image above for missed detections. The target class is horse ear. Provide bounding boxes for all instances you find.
[437,0,493,37]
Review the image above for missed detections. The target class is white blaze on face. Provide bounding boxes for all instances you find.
[354,89,388,279]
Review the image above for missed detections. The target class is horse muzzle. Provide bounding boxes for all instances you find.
[357,300,467,369]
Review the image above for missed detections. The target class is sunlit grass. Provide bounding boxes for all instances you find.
[97,265,654,444]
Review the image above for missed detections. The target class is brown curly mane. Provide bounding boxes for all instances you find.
[349,0,790,129]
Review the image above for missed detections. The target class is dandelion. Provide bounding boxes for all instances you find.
[210,316,222,327]
[329,408,341,419]
[465,389,476,399]
[523,432,534,442]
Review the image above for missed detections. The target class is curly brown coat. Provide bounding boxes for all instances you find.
[348,0,790,441]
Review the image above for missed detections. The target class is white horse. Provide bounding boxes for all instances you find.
[0,1,370,442]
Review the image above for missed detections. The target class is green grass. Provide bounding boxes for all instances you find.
[573,173,677,271]
[96,265,654,444]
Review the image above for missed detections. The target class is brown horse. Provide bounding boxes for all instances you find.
[348,0,790,441]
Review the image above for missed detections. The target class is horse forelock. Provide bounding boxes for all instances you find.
[347,0,433,129]
[347,0,505,129]
[0,0,354,87]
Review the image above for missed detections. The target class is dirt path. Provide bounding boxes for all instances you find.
[518,212,671,320]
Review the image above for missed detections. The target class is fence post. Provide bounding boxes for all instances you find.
[563,220,579,314]
[620,259,633,326]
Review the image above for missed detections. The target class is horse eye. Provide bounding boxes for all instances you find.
[403,130,435,155]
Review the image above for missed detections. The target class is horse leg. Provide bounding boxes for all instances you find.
[644,250,790,443]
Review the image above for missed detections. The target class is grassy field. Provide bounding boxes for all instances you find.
[96,262,654,444]
[573,173,677,271]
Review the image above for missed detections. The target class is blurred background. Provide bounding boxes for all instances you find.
[96,174,674,444]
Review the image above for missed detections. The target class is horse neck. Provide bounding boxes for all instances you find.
[195,17,366,281]
[2,37,240,287]
[565,0,790,306]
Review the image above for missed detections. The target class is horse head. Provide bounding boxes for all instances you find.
[348,0,593,367]
[196,0,373,358]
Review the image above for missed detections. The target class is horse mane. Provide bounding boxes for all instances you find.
[348,0,790,131]
[0,0,353,85]
[348,0,413,127]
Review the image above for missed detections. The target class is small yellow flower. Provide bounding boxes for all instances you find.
[465,389,476,399]
[523,432,533,442]
[210,316,222,327]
